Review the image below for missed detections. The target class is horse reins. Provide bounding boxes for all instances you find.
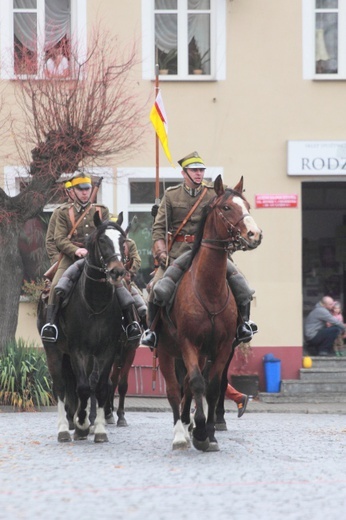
[201,193,251,252]
[84,227,125,284]
[192,192,248,321]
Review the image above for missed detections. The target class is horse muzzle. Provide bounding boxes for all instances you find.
[239,229,263,250]
[106,261,126,284]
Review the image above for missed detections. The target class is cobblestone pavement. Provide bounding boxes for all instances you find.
[0,410,345,520]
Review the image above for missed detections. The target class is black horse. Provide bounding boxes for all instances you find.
[37,213,127,443]
[89,335,140,428]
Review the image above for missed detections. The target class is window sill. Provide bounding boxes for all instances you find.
[153,75,217,82]
[311,75,346,81]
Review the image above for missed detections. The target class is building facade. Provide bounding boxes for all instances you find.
[2,0,345,392]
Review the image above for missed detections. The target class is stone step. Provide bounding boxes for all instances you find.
[280,379,346,395]
[306,356,346,369]
[299,367,346,382]
[259,392,346,404]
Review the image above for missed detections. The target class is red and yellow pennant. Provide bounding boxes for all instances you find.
[150,91,174,166]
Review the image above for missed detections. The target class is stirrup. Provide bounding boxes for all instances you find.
[40,323,58,343]
[140,329,157,349]
[236,322,253,344]
[126,321,141,341]
[249,320,258,334]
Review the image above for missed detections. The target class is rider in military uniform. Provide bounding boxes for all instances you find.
[45,180,75,265]
[141,151,257,349]
[41,172,141,342]
[110,215,147,325]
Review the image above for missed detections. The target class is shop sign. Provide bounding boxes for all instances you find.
[255,194,298,208]
[287,140,346,175]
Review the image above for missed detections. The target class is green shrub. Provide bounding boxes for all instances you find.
[0,338,56,411]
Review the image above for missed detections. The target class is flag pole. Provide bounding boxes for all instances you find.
[152,59,160,392]
[154,60,160,207]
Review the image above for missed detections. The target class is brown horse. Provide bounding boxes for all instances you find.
[156,175,262,452]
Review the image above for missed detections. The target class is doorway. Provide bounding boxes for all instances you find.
[302,182,346,319]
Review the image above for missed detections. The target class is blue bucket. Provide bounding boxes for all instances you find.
[263,354,281,393]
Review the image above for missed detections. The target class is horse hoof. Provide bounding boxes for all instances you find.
[94,433,109,443]
[58,431,72,443]
[89,425,95,435]
[206,441,220,452]
[117,418,128,427]
[215,421,227,432]
[73,427,89,441]
[106,414,116,425]
[172,440,190,450]
[192,436,210,452]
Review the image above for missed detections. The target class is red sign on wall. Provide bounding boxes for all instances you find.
[255,194,298,208]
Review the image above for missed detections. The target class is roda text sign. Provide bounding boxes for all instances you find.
[287,141,346,175]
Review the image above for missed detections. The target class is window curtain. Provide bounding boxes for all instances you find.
[155,0,177,54]
[14,0,70,52]
[155,0,210,55]
[45,0,70,51]
[315,12,338,72]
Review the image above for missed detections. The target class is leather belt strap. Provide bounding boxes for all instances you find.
[174,234,195,243]
[168,186,208,252]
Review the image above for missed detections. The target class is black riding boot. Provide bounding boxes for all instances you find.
[123,307,141,341]
[40,297,61,343]
[140,302,159,350]
[235,302,258,344]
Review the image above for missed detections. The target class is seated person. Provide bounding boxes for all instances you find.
[304,296,345,356]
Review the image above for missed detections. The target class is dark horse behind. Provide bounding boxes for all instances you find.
[37,213,129,443]
[156,175,262,452]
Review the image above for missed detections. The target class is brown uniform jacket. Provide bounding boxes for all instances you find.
[125,238,141,275]
[54,201,109,271]
[152,182,216,261]
[45,202,70,265]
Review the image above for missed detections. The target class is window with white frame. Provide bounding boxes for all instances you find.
[303,0,346,79]
[142,0,226,81]
[0,0,86,79]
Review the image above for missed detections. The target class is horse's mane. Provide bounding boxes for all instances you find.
[189,188,245,265]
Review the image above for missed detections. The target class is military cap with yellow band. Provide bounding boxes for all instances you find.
[67,171,92,189]
[178,151,206,169]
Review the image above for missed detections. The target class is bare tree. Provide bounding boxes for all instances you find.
[0,28,148,352]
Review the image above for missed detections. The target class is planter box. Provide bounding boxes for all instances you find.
[231,374,259,397]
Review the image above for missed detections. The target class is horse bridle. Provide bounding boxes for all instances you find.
[201,194,251,252]
[84,230,125,283]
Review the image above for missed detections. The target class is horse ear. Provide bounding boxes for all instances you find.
[214,174,225,197]
[94,211,102,227]
[233,176,244,194]
[117,212,124,227]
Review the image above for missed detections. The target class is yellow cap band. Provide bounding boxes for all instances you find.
[70,176,91,187]
[64,181,72,189]
[181,156,205,169]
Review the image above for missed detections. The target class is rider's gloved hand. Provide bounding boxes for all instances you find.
[158,251,167,269]
[151,204,159,218]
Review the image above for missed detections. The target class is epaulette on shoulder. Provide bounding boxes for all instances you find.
[202,181,215,189]
[91,203,107,208]
[166,184,181,192]
[62,202,73,210]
